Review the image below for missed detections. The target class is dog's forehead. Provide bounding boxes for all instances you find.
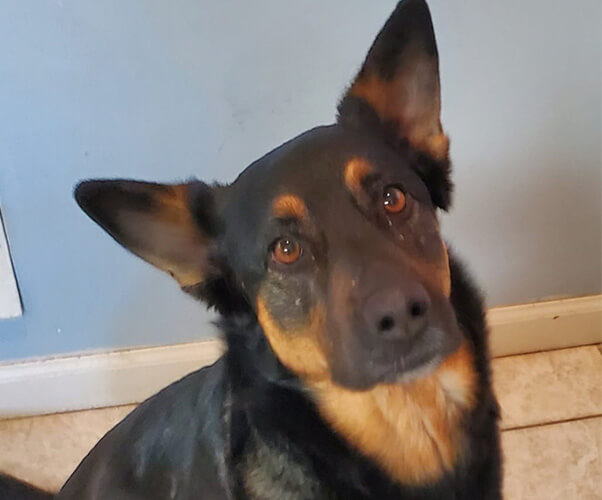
[237,126,371,189]
[224,124,418,219]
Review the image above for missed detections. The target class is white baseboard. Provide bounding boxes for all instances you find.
[0,340,224,419]
[1,295,600,418]
[487,295,602,357]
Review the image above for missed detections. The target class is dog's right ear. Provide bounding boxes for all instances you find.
[337,0,453,209]
[338,0,446,160]
[74,179,218,289]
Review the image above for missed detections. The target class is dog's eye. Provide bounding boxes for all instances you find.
[383,186,406,214]
[272,237,302,265]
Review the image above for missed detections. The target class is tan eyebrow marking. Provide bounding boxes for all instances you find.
[344,157,374,196]
[272,193,308,219]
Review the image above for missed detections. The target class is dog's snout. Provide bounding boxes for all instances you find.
[362,284,430,340]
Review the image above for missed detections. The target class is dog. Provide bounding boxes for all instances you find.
[0,1,502,498]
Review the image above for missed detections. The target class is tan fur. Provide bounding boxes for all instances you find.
[119,184,209,287]
[257,297,329,380]
[310,343,476,485]
[343,157,373,196]
[272,194,308,220]
[350,74,449,161]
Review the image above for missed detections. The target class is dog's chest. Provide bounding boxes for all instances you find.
[238,432,334,500]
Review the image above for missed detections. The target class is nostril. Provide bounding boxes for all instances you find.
[378,315,395,332]
[408,299,428,319]
[364,286,430,339]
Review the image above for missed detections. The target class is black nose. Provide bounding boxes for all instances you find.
[362,284,430,340]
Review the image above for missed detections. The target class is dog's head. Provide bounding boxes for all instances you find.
[75,0,461,390]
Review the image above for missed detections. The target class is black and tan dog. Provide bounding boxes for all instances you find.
[0,1,502,498]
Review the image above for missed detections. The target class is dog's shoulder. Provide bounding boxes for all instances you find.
[58,357,234,500]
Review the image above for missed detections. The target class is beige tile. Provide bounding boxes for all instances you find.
[502,417,602,500]
[493,346,602,429]
[0,405,135,492]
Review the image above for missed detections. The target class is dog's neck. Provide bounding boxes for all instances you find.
[224,319,477,489]
[308,343,476,486]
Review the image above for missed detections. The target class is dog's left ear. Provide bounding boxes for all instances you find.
[74,179,218,288]
[338,0,452,209]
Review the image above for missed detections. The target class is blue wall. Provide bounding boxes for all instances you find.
[1,1,600,361]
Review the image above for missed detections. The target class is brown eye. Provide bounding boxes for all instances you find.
[383,186,406,214]
[272,237,302,265]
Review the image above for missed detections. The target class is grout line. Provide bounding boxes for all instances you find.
[501,413,602,433]
[0,404,137,424]
[493,342,602,360]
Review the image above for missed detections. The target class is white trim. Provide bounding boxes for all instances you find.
[0,212,22,319]
[0,295,600,418]
[0,340,224,418]
[487,295,602,357]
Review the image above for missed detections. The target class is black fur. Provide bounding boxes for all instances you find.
[356,0,438,81]
[0,474,53,500]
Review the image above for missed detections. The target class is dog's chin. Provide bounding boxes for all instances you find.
[368,342,445,388]
[331,327,462,391]
[382,353,443,384]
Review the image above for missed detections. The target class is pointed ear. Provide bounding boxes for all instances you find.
[339,0,448,162]
[74,179,218,288]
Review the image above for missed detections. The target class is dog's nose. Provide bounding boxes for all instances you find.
[362,284,430,340]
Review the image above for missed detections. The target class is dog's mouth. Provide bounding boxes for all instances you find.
[330,311,463,390]
[372,326,461,384]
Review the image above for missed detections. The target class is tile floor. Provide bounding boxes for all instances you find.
[0,345,601,498]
